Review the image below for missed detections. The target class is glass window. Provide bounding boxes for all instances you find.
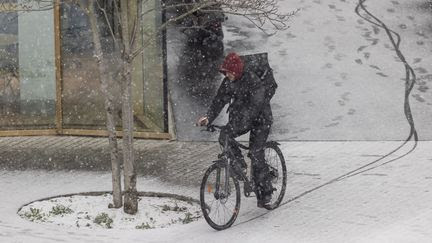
[60,1,166,133]
[140,0,165,132]
[60,2,119,130]
[0,1,167,134]
[0,3,56,130]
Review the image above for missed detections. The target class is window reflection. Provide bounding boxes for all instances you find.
[141,0,165,132]
[61,1,166,133]
[0,1,166,134]
[61,2,120,130]
[0,6,56,129]
[0,11,19,118]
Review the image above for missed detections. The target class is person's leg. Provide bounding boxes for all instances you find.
[219,125,241,160]
[218,123,249,177]
[249,122,272,204]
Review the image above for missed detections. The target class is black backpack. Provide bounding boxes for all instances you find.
[241,52,278,102]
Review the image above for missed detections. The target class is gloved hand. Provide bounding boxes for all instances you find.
[197,116,209,126]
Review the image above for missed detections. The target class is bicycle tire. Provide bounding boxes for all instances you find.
[200,163,241,230]
[263,142,287,210]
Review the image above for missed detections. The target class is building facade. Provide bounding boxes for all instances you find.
[0,1,169,139]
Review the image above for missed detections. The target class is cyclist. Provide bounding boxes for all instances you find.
[197,52,275,207]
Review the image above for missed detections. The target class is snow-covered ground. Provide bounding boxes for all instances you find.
[169,0,432,141]
[2,141,432,242]
[2,0,432,242]
[18,193,201,230]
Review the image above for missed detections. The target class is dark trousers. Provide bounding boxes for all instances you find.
[219,119,271,183]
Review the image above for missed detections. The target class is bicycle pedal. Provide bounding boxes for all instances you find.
[269,168,278,177]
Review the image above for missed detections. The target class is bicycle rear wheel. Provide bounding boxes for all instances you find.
[263,142,287,210]
[200,163,241,230]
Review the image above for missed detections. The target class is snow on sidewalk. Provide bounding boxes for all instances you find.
[221,0,432,141]
[1,141,432,242]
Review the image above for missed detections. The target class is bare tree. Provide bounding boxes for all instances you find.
[84,0,123,209]
[118,0,139,214]
[79,0,139,212]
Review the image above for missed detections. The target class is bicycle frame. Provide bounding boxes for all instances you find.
[212,129,255,198]
[200,124,287,230]
[212,135,233,200]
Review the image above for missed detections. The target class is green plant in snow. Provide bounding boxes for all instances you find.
[93,213,113,229]
[135,222,154,230]
[174,203,187,212]
[161,203,187,212]
[49,205,74,216]
[22,208,47,222]
[161,204,171,212]
[182,212,200,224]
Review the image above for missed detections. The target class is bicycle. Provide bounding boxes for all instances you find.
[200,125,287,230]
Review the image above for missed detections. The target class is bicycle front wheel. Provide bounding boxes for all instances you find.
[263,142,287,210]
[200,163,241,230]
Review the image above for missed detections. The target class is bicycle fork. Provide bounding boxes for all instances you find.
[213,160,232,200]
[215,135,232,200]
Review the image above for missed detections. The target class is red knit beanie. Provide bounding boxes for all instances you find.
[220,52,244,80]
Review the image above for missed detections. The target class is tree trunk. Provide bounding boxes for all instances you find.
[87,2,122,208]
[120,60,137,214]
[119,0,138,214]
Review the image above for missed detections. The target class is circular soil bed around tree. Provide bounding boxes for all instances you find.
[18,191,202,230]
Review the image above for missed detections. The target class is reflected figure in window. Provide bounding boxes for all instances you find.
[0,65,20,115]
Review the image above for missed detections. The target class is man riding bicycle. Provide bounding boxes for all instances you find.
[197,52,275,207]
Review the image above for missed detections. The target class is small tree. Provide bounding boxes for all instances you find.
[79,0,141,213]
[84,0,123,209]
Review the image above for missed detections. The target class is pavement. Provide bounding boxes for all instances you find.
[0,135,425,189]
[0,136,220,187]
[0,134,426,191]
[1,135,420,186]
[1,136,432,242]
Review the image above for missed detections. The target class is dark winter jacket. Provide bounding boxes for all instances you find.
[206,69,273,128]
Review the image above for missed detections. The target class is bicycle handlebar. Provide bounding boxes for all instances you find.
[205,124,224,132]
[200,124,249,150]
[197,124,224,132]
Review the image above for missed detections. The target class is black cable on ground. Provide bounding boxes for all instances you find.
[340,0,418,179]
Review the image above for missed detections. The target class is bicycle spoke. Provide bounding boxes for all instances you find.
[260,144,287,210]
[216,201,221,224]
[201,164,241,230]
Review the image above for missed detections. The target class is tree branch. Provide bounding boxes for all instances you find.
[96,0,120,50]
